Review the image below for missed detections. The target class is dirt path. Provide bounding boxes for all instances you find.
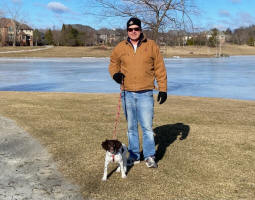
[0,46,54,54]
[0,115,83,200]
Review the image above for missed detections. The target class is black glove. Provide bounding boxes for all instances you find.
[113,72,125,84]
[157,91,167,104]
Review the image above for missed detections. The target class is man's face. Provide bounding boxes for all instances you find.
[127,25,141,41]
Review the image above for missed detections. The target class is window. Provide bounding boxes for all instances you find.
[8,26,13,32]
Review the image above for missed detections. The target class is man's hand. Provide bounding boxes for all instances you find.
[157,91,167,104]
[113,72,125,84]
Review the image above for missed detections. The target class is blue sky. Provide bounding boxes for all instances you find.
[1,0,255,31]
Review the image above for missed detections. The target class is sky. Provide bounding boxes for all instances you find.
[0,0,255,31]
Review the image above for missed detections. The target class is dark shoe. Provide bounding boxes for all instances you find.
[127,157,140,166]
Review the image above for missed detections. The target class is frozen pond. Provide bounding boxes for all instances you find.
[0,56,255,100]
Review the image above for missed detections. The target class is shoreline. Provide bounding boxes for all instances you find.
[0,44,254,58]
[0,91,254,102]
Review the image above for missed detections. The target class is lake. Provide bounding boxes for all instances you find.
[0,56,255,100]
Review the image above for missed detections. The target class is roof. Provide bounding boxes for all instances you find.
[0,18,33,30]
[19,23,33,30]
[0,18,11,27]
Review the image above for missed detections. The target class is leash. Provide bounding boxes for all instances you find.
[112,79,124,140]
[112,79,159,140]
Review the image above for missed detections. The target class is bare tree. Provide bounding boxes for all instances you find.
[0,9,4,46]
[4,0,26,46]
[0,9,4,17]
[88,0,197,42]
[52,26,62,46]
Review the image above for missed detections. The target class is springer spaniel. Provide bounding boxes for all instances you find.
[101,139,127,181]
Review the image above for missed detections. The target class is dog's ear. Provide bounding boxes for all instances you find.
[101,140,109,151]
[114,140,122,150]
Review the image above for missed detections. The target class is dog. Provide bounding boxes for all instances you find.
[101,139,127,181]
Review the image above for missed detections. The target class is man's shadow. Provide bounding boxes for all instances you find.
[125,123,190,174]
[153,123,190,162]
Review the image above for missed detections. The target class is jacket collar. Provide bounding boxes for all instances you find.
[126,33,147,47]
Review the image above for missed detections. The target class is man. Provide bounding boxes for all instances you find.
[109,17,167,168]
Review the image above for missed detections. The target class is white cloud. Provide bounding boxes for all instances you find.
[229,0,241,3]
[12,0,22,3]
[47,2,69,14]
[215,12,255,30]
[219,10,231,18]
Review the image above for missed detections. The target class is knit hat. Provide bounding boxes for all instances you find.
[127,17,141,29]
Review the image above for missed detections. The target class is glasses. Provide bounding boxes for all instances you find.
[127,27,141,32]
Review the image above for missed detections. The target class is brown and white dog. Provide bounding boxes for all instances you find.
[101,139,127,181]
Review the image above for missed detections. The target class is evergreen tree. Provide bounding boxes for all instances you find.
[60,24,80,46]
[45,29,54,45]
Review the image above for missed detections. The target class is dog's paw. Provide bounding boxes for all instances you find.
[121,174,127,179]
[102,177,107,181]
[116,167,120,172]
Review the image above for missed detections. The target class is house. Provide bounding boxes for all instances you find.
[205,31,225,42]
[97,29,116,45]
[216,31,225,43]
[0,18,33,46]
[206,31,213,40]
[182,35,193,44]
[97,28,125,45]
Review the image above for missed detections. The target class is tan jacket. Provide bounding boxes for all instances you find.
[109,35,167,92]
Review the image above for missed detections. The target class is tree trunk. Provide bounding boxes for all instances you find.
[12,20,16,47]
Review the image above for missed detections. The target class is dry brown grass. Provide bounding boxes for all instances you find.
[0,91,254,199]
[0,46,112,58]
[0,46,43,51]
[0,44,254,58]
[161,44,255,57]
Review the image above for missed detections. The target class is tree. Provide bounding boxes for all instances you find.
[45,29,54,45]
[224,28,232,35]
[207,28,218,47]
[0,9,4,17]
[0,9,4,45]
[60,25,80,46]
[247,37,254,46]
[5,0,26,46]
[52,29,62,46]
[67,24,97,46]
[89,0,197,42]
[33,29,44,46]
[232,27,249,45]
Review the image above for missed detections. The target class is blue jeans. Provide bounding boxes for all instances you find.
[121,90,155,160]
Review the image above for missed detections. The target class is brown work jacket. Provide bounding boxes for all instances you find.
[108,35,167,92]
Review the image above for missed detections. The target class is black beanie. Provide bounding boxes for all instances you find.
[127,17,141,29]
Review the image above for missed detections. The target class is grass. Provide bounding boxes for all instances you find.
[162,44,255,57]
[0,91,254,199]
[0,44,255,58]
[0,46,43,51]
[0,46,113,58]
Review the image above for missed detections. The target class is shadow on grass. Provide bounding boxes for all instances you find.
[154,123,190,163]
[125,123,190,174]
[107,167,118,179]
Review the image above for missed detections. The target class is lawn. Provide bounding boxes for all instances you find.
[0,92,254,199]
